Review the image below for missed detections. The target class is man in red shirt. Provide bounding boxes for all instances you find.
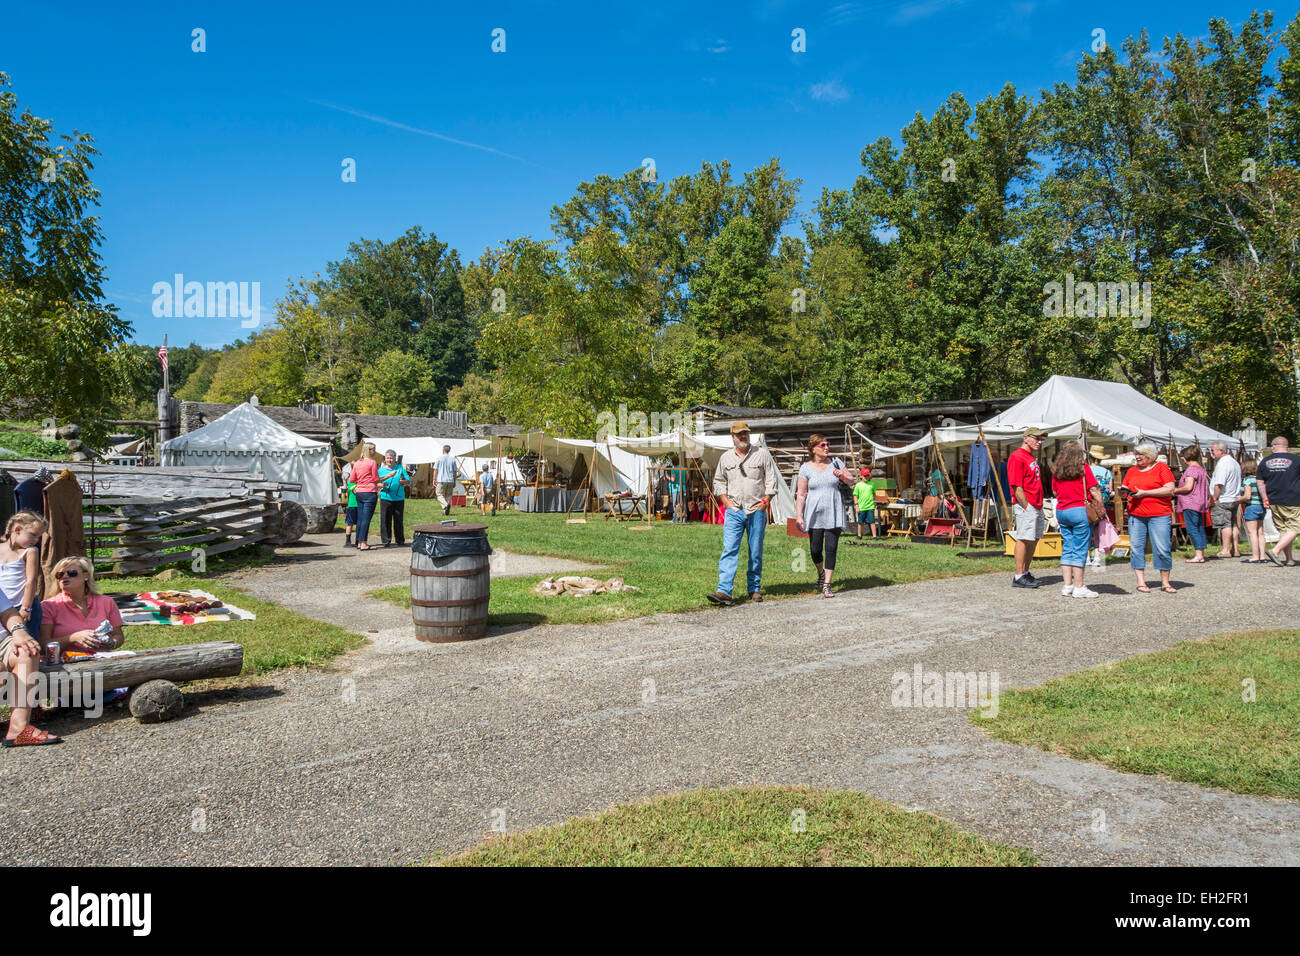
[1007,428,1047,588]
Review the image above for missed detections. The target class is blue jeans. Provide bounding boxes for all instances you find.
[1129,514,1172,571]
[354,492,378,544]
[1182,510,1208,550]
[717,507,767,595]
[1056,506,1091,567]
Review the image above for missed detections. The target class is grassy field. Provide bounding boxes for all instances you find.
[976,629,1300,799]
[371,503,1019,627]
[438,786,1036,866]
[102,573,365,675]
[0,420,68,459]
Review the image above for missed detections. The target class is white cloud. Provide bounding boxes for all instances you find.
[892,0,967,25]
[811,79,850,102]
[708,38,729,53]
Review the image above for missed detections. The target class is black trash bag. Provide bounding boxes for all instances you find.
[411,532,493,560]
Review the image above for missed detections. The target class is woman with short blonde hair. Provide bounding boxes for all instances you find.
[40,554,123,658]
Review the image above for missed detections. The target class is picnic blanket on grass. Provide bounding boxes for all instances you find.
[109,590,256,626]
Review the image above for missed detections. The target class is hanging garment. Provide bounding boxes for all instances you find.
[0,469,16,528]
[967,441,992,500]
[39,470,85,596]
[14,476,46,515]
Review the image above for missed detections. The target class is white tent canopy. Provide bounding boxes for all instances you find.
[865,375,1256,458]
[161,402,335,504]
[609,429,797,522]
[365,436,494,482]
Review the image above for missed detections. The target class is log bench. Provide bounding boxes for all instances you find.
[38,641,244,723]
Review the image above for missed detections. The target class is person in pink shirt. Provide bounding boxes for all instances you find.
[39,556,125,654]
[1174,445,1211,563]
[349,446,381,551]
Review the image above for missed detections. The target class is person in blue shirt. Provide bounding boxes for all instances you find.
[667,456,687,523]
[433,445,458,516]
[477,463,496,516]
[378,450,411,547]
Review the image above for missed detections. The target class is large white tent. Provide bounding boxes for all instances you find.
[610,429,797,522]
[862,375,1257,458]
[161,402,336,504]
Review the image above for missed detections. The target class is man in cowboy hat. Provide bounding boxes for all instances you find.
[1008,428,1048,588]
[706,422,778,606]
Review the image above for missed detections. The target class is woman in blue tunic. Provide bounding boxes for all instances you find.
[795,434,851,597]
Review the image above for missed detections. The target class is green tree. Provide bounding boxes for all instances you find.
[0,72,132,442]
[357,349,441,416]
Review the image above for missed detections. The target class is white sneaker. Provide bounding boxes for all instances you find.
[1072,586,1100,599]
[1061,584,1075,596]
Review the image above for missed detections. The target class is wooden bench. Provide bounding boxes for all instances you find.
[39,641,244,723]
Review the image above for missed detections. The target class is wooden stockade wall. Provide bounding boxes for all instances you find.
[2,460,301,578]
[86,494,278,577]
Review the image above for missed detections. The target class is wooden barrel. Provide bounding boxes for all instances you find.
[410,523,490,642]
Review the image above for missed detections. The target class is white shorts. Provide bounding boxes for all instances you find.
[1013,504,1045,541]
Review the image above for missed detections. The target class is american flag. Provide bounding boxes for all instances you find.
[158,344,168,372]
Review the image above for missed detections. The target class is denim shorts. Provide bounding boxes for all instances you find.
[345,506,358,524]
[857,510,875,525]
[1243,503,1265,522]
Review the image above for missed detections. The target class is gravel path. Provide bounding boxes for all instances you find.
[2,550,1297,866]
[221,538,601,654]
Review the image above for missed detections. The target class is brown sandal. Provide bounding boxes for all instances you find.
[3,725,62,747]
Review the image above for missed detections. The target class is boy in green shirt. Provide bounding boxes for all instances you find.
[853,468,879,539]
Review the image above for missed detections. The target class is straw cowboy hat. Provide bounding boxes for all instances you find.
[1088,444,1107,461]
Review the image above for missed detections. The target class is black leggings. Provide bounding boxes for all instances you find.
[809,528,842,570]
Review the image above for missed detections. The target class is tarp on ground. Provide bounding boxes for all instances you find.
[161,402,335,504]
[864,375,1257,459]
[609,430,797,522]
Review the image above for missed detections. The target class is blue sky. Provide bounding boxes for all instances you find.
[1,0,1276,348]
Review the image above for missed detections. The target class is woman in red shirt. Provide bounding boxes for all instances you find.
[1121,444,1177,593]
[1050,442,1104,598]
[350,447,381,551]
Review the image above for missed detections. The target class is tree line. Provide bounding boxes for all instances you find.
[4,11,1299,444]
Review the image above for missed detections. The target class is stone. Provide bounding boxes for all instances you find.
[271,500,308,545]
[302,503,338,535]
[154,568,183,581]
[55,424,80,440]
[128,679,184,723]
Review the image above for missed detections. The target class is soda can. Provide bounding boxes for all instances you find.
[44,642,59,666]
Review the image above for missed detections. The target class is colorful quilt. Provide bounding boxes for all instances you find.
[111,589,256,626]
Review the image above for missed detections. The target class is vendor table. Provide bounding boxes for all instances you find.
[885,502,922,538]
[516,487,581,513]
[604,493,647,519]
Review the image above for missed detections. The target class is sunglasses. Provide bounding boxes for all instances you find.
[56,569,80,580]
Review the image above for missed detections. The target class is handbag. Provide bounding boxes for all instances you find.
[1096,513,1119,552]
[1084,474,1106,524]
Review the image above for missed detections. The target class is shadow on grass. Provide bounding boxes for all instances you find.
[487,613,548,634]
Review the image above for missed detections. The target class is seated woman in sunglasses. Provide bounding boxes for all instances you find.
[39,556,125,657]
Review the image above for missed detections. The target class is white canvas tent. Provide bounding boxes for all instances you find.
[161,402,335,504]
[610,430,797,522]
[365,437,493,481]
[862,375,1257,459]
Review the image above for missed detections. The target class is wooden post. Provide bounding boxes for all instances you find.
[977,422,1012,540]
[929,424,968,545]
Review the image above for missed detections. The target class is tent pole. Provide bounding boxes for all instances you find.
[929,423,968,546]
[976,419,1012,541]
